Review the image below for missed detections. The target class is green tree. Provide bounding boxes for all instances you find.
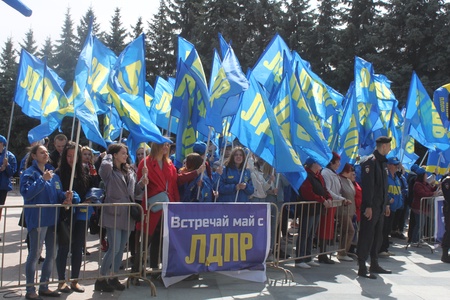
[76,6,103,51]
[54,7,78,84]
[379,0,449,102]
[308,0,342,87]
[131,17,145,40]
[105,7,128,55]
[147,0,176,83]
[19,28,38,55]
[37,37,56,68]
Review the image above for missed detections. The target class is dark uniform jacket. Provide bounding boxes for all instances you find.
[360,150,389,212]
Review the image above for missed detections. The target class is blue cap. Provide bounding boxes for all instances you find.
[0,135,6,146]
[387,157,400,165]
[304,157,317,166]
[416,167,426,175]
[193,141,207,155]
[411,164,419,172]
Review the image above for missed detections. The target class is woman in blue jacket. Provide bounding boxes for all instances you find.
[0,134,17,228]
[217,147,254,202]
[20,144,72,300]
[55,141,92,293]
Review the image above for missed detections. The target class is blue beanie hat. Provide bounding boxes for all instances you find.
[416,167,426,175]
[0,135,6,146]
[193,141,207,155]
[411,164,420,172]
[304,157,317,166]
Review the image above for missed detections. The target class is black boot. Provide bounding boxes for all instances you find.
[441,247,450,263]
[357,262,376,279]
[369,261,392,274]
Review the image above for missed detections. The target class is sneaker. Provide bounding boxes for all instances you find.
[108,277,126,291]
[295,262,311,269]
[307,260,320,267]
[378,251,390,257]
[94,279,114,292]
[337,255,353,261]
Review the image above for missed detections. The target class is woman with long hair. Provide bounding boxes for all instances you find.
[20,144,73,300]
[95,143,142,292]
[137,141,204,271]
[55,141,92,293]
[217,147,254,202]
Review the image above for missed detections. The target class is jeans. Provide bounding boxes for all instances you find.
[26,226,56,293]
[296,213,320,263]
[100,227,129,276]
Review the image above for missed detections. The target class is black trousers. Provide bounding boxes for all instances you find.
[357,208,384,265]
[442,205,450,249]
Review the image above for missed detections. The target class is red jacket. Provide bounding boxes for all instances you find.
[137,156,198,235]
[412,180,436,213]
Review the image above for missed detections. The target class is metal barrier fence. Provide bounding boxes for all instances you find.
[0,199,351,294]
[406,196,437,252]
[274,200,349,267]
[0,202,156,295]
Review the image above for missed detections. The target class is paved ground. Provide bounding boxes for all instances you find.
[1,195,450,299]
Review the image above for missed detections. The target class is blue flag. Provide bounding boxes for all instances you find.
[103,106,123,143]
[229,72,306,188]
[281,55,332,167]
[72,27,108,148]
[108,34,169,145]
[402,72,449,152]
[15,49,66,119]
[293,51,343,123]
[354,57,383,150]
[253,33,292,96]
[153,76,178,135]
[336,82,359,173]
[433,83,450,130]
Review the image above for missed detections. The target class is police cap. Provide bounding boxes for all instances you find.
[376,136,392,144]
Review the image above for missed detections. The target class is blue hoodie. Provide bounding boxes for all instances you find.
[20,160,68,231]
[0,136,17,191]
[217,166,254,202]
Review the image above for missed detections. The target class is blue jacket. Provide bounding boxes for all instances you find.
[217,166,254,202]
[0,150,17,191]
[180,174,214,202]
[20,160,67,231]
[387,172,403,212]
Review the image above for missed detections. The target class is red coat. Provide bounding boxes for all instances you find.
[136,156,198,236]
[412,180,436,213]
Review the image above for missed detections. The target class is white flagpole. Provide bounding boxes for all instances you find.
[234,149,251,203]
[5,99,15,154]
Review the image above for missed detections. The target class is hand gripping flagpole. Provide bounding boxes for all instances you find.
[234,149,251,203]
[196,128,212,201]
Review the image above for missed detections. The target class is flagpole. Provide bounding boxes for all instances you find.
[419,150,429,167]
[196,127,212,200]
[5,98,15,154]
[214,118,230,202]
[69,120,81,192]
[234,149,251,203]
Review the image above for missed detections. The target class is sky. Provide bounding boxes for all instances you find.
[0,0,160,48]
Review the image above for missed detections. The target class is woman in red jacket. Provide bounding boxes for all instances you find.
[137,142,204,270]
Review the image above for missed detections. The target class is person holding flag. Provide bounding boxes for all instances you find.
[217,147,254,202]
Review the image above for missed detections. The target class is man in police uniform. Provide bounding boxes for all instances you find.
[357,136,393,279]
[440,174,450,263]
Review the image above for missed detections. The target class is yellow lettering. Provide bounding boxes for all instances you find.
[185,234,206,264]
[206,234,223,267]
[239,233,252,261]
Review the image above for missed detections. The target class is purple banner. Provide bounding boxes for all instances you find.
[162,203,270,286]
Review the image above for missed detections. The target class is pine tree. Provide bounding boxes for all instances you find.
[131,17,145,40]
[37,37,56,68]
[54,7,78,84]
[308,0,342,87]
[76,7,103,51]
[105,7,128,55]
[147,0,177,83]
[19,28,38,55]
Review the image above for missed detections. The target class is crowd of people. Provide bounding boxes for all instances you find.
[1,133,450,298]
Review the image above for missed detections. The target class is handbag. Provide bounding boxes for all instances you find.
[57,211,71,246]
[130,202,142,221]
[148,191,169,212]
[147,181,169,212]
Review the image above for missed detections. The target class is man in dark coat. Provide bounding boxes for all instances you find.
[357,136,393,279]
[440,174,450,263]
